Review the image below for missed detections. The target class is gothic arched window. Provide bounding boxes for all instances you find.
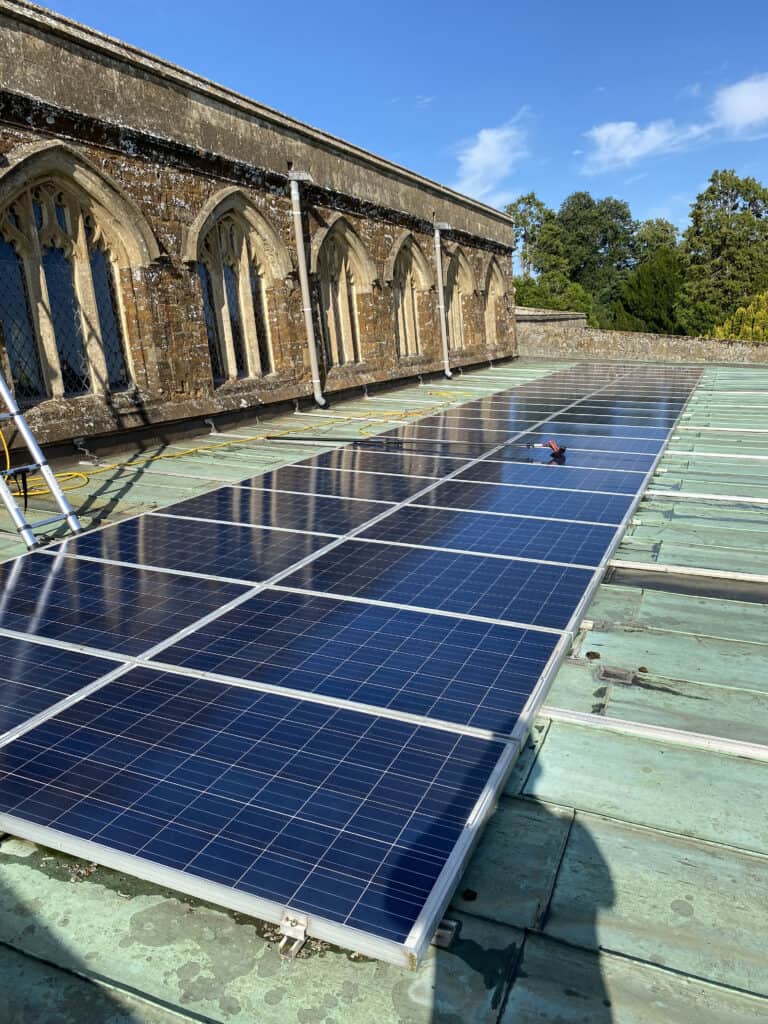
[0,182,131,402]
[485,260,506,347]
[392,242,427,358]
[197,213,274,384]
[445,251,473,351]
[316,232,362,368]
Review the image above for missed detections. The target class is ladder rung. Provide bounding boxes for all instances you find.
[0,411,19,421]
[25,514,69,529]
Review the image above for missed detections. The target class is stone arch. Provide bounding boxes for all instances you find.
[484,256,507,346]
[444,247,475,351]
[383,230,434,288]
[310,214,376,294]
[0,141,159,266]
[184,186,292,285]
[442,245,476,292]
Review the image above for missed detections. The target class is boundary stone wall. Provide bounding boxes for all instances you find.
[515,308,768,365]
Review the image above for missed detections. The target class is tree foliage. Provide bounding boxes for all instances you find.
[613,247,683,335]
[636,218,678,259]
[504,169,768,339]
[675,170,768,336]
[513,272,596,324]
[714,291,768,342]
[505,192,549,278]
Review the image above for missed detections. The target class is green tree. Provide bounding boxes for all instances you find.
[675,170,768,336]
[532,191,637,323]
[636,218,678,259]
[505,192,550,277]
[613,247,683,335]
[714,291,768,342]
[513,271,596,324]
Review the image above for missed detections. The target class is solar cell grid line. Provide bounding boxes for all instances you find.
[143,487,394,534]
[54,516,336,585]
[518,431,664,454]
[545,412,679,427]
[279,541,593,630]
[454,461,643,494]
[0,551,250,656]
[0,637,127,744]
[415,480,633,524]
[237,465,438,503]
[542,421,670,440]
[0,664,510,965]
[355,505,616,567]
[308,448,471,477]
[154,588,560,734]
[482,450,657,473]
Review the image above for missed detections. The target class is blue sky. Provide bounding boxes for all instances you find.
[45,0,768,231]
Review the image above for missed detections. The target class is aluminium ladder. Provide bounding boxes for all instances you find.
[0,370,82,549]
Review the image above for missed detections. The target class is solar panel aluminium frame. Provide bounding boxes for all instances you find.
[0,364,702,968]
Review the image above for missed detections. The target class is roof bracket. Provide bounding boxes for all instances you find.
[278,912,308,959]
[432,917,461,949]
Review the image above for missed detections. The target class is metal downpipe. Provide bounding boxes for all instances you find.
[433,223,452,379]
[289,174,326,408]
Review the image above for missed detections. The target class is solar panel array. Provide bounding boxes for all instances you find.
[0,362,702,966]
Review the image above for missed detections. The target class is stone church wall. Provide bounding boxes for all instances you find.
[0,1,516,446]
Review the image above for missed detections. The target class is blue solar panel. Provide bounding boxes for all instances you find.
[58,516,333,583]
[455,461,642,494]
[543,421,670,439]
[519,431,663,454]
[485,447,656,472]
[357,505,616,567]
[380,423,530,443]
[0,638,118,737]
[553,411,679,427]
[281,540,592,629]
[0,666,506,945]
[155,486,391,534]
[156,588,559,733]
[0,362,703,965]
[241,465,432,502]
[417,480,633,524]
[307,448,469,477]
[0,554,247,655]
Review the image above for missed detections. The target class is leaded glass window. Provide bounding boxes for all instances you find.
[197,213,275,384]
[0,180,134,403]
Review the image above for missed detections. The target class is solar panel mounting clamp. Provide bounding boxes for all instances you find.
[278,912,308,959]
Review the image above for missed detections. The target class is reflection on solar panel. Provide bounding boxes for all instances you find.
[241,465,431,502]
[454,461,643,494]
[159,487,392,534]
[157,589,559,733]
[357,505,616,566]
[0,637,119,738]
[0,553,247,655]
[60,515,334,583]
[0,361,702,966]
[418,480,633,524]
[282,540,593,629]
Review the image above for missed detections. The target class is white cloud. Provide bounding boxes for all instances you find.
[582,119,707,173]
[712,73,768,131]
[582,71,768,173]
[415,95,434,109]
[453,117,528,204]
